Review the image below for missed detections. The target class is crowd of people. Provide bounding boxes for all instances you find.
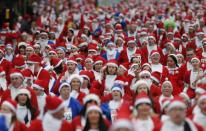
[0,0,206,130]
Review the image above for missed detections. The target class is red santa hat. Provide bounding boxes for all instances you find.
[139,70,151,78]
[0,47,4,54]
[151,71,161,83]
[150,50,160,57]
[67,57,77,65]
[106,59,118,68]
[48,49,57,55]
[161,98,171,111]
[167,97,186,111]
[93,56,105,65]
[191,56,200,63]
[196,28,204,35]
[27,54,42,64]
[67,74,83,85]
[142,63,151,69]
[198,92,206,104]
[45,96,65,114]
[127,36,136,44]
[58,82,70,93]
[80,70,95,82]
[84,56,93,63]
[119,62,130,71]
[83,94,100,105]
[22,69,33,79]
[6,44,13,50]
[13,55,26,68]
[2,99,17,113]
[18,42,27,49]
[15,88,31,99]
[50,58,63,68]
[131,80,149,92]
[115,24,123,32]
[179,92,190,103]
[86,105,102,116]
[78,42,88,48]
[162,78,173,88]
[148,33,156,41]
[0,66,5,76]
[195,83,206,94]
[9,69,23,78]
[114,76,128,86]
[32,79,49,94]
[26,44,34,51]
[88,44,98,52]
[134,92,151,106]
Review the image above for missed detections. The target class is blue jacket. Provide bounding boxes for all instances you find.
[68,97,82,119]
[102,51,120,60]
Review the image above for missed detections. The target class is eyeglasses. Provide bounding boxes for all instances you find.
[141,76,150,79]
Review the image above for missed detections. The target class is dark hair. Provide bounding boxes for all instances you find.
[54,63,63,74]
[15,95,36,120]
[80,100,98,116]
[83,112,108,131]
[168,55,179,67]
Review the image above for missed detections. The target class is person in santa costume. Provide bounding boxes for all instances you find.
[1,69,39,113]
[138,70,161,97]
[92,55,105,81]
[184,57,204,98]
[102,41,120,61]
[166,54,184,95]
[153,97,204,131]
[191,92,206,130]
[15,88,38,126]
[0,99,27,131]
[13,54,26,70]
[29,95,72,131]
[52,57,79,94]
[83,56,93,71]
[101,59,118,96]
[5,44,14,62]
[141,34,163,63]
[66,74,86,104]
[58,82,82,121]
[32,79,49,119]
[82,105,109,131]
[27,54,51,82]
[114,34,125,53]
[132,92,161,131]
[0,47,13,81]
[154,79,174,112]
[118,36,142,64]
[195,29,204,49]
[71,94,110,130]
[0,67,7,96]
[149,50,169,83]
[101,84,124,122]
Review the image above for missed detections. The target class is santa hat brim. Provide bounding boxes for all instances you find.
[2,101,16,113]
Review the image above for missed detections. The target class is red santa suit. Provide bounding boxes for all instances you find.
[29,96,72,131]
[0,56,13,81]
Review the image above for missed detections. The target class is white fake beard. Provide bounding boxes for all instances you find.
[37,39,48,52]
[107,49,116,55]
[144,79,152,86]
[0,113,12,127]
[0,77,7,91]
[73,13,81,22]
[201,77,206,84]
[27,65,35,74]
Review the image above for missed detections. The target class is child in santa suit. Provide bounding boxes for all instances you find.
[190,92,206,130]
[132,92,161,131]
[67,74,86,104]
[153,97,204,131]
[29,96,72,131]
[58,82,82,121]
[101,84,124,122]
[0,99,27,131]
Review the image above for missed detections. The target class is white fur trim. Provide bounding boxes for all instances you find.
[161,100,170,111]
[67,60,77,65]
[139,70,151,77]
[10,73,23,78]
[111,86,124,95]
[162,81,173,88]
[81,75,90,81]
[83,94,100,105]
[150,52,160,56]
[107,63,118,67]
[88,49,97,52]
[67,74,83,85]
[79,42,88,47]
[148,36,156,40]
[195,87,205,94]
[32,84,44,90]
[54,60,63,68]
[2,101,16,113]
[196,32,204,35]
[47,101,66,114]
[127,40,135,44]
[112,119,133,130]
[119,65,127,71]
[198,95,206,104]
[131,80,149,91]
[151,76,159,83]
[86,105,102,116]
[168,101,186,111]
[27,61,39,64]
[114,80,128,86]
[16,88,31,99]
[135,98,151,106]
[93,60,103,65]
[58,82,70,93]
[191,57,200,63]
